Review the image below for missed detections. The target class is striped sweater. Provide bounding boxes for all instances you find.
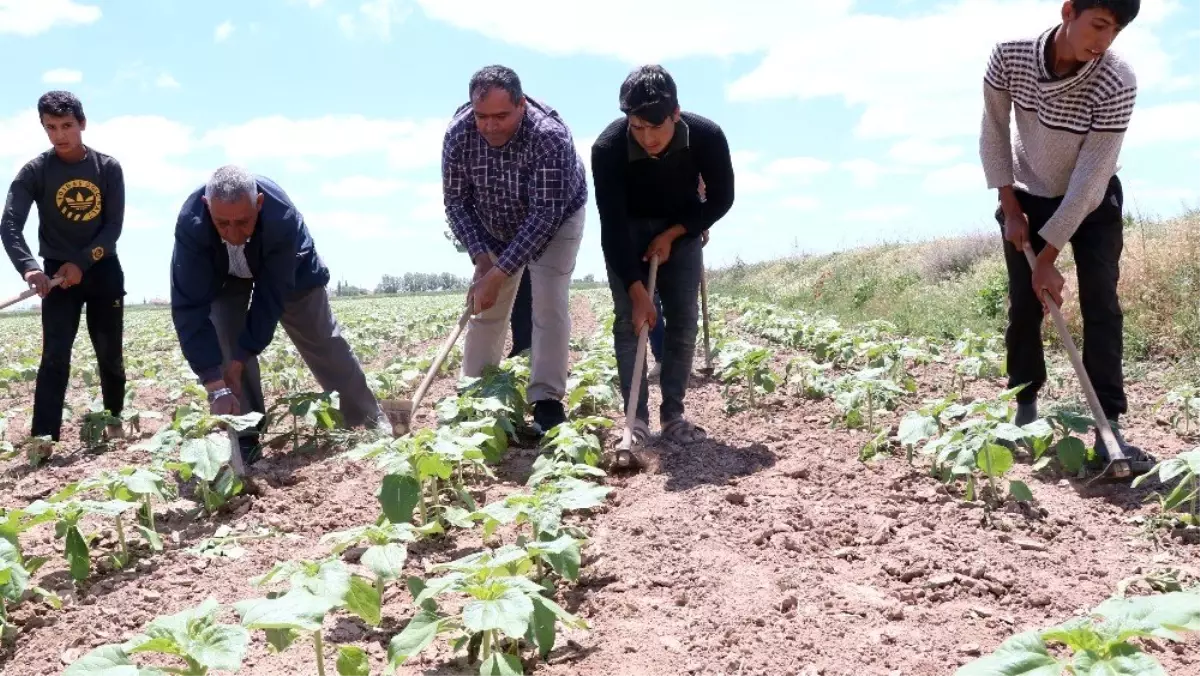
[979,25,1137,249]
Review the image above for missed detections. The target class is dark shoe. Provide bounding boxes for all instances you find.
[239,439,263,467]
[1091,426,1157,476]
[1013,401,1038,427]
[531,399,567,437]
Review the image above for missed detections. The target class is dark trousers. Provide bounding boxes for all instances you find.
[999,174,1126,419]
[33,257,126,440]
[508,267,532,358]
[210,278,386,450]
[649,292,665,362]
[607,220,703,424]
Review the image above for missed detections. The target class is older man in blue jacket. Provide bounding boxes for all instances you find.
[170,165,387,464]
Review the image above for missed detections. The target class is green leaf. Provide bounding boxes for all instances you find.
[136,525,163,552]
[378,474,421,525]
[125,598,250,672]
[180,434,232,483]
[361,543,407,582]
[344,575,382,627]
[336,645,371,676]
[479,653,524,675]
[978,444,1014,479]
[62,644,165,676]
[898,413,938,447]
[1041,617,1103,653]
[462,588,534,638]
[953,630,1062,676]
[264,628,300,653]
[1092,592,1200,642]
[1056,437,1087,475]
[234,588,334,632]
[1072,648,1166,676]
[388,609,445,667]
[1009,481,1034,503]
[65,526,91,582]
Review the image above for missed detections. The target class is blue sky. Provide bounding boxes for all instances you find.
[1,0,1197,304]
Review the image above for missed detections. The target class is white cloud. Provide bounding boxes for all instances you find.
[115,63,183,91]
[321,176,410,198]
[202,114,447,170]
[0,109,52,168]
[215,20,234,42]
[1125,102,1200,148]
[843,205,913,223]
[413,0,850,62]
[87,116,205,195]
[0,0,101,36]
[42,68,82,84]
[839,159,886,188]
[781,196,820,211]
[735,151,831,193]
[303,211,410,240]
[922,162,986,195]
[888,138,963,166]
[339,0,412,39]
[155,73,181,89]
[406,0,1183,149]
[123,205,171,230]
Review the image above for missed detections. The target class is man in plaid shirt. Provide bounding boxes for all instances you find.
[442,64,587,435]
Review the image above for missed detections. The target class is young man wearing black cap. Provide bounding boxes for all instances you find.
[591,65,734,448]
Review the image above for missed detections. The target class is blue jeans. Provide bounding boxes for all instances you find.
[607,220,702,425]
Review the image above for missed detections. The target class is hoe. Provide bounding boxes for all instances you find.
[1022,243,1131,480]
[613,255,660,470]
[383,302,473,437]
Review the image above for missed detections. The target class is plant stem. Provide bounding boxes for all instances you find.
[143,494,155,531]
[115,516,128,565]
[314,631,326,676]
[419,483,428,526]
[481,629,493,661]
[376,575,386,602]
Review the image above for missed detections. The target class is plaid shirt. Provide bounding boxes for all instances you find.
[442,96,587,275]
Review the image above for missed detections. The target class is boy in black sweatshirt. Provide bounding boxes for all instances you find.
[592,65,735,448]
[1,91,127,447]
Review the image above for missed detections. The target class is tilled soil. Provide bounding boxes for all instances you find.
[2,292,1199,676]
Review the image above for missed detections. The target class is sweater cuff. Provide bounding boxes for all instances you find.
[1036,220,1073,252]
[198,366,224,385]
[232,345,254,364]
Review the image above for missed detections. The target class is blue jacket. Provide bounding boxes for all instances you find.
[170,175,330,384]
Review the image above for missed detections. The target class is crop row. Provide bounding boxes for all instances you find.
[1,294,622,675]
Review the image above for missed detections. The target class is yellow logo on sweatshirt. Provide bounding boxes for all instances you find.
[55,179,102,222]
[91,246,104,261]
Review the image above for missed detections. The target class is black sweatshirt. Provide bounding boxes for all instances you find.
[1,146,125,276]
[591,111,735,290]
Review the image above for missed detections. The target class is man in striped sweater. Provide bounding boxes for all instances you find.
[980,0,1154,473]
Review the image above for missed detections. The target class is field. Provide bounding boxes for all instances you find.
[1,247,1199,675]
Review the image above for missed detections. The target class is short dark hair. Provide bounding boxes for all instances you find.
[37,90,85,123]
[469,65,523,106]
[619,65,678,125]
[1070,0,1140,26]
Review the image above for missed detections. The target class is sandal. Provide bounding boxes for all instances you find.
[661,418,708,446]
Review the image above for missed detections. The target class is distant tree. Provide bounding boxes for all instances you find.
[375,274,403,295]
[444,229,467,254]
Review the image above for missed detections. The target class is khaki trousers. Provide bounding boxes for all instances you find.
[461,207,585,403]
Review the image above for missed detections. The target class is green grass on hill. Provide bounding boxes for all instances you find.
[710,210,1200,362]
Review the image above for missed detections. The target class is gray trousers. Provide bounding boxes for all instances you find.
[211,278,386,437]
[607,220,703,425]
